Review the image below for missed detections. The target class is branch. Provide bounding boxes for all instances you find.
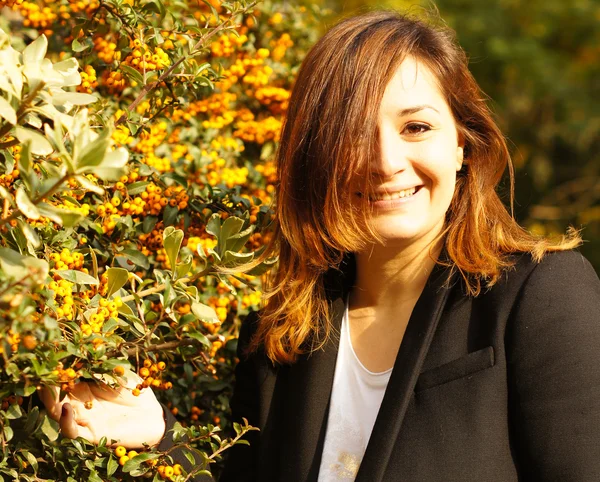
[0,173,71,227]
[114,1,258,127]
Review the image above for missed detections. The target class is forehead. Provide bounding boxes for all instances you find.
[380,56,449,115]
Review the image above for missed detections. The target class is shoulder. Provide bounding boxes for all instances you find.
[501,250,600,354]
[484,249,599,300]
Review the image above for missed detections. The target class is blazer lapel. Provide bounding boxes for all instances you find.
[276,295,346,481]
[355,262,456,482]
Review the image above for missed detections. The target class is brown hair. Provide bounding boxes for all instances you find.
[246,9,581,364]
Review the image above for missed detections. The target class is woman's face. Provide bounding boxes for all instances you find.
[360,56,464,250]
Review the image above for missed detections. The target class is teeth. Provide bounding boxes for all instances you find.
[370,187,417,202]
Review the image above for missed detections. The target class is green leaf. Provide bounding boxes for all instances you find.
[37,203,84,227]
[18,219,41,249]
[23,406,39,433]
[40,413,59,441]
[15,186,40,220]
[13,126,53,155]
[118,248,149,269]
[93,147,128,181]
[23,34,48,65]
[0,247,48,283]
[3,425,13,442]
[18,139,33,191]
[106,456,118,477]
[222,250,254,267]
[55,270,99,285]
[5,402,22,419]
[0,96,16,125]
[143,215,158,233]
[191,302,219,324]
[127,181,150,195]
[226,225,255,253]
[122,453,159,473]
[23,451,38,472]
[76,127,111,169]
[119,64,144,86]
[106,267,129,297]
[221,216,244,241]
[175,253,193,279]
[74,174,104,195]
[71,37,93,52]
[187,330,211,348]
[163,226,183,274]
[51,91,97,106]
[163,204,178,226]
[205,213,221,238]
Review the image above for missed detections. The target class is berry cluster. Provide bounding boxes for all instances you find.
[132,358,172,396]
[76,65,98,94]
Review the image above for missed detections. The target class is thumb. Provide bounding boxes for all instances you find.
[59,403,79,439]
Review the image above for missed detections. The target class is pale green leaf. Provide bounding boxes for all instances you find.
[15,186,40,220]
[55,269,99,285]
[0,96,16,125]
[40,413,59,441]
[22,34,48,65]
[74,175,104,195]
[191,302,219,324]
[51,91,97,106]
[52,57,80,86]
[13,126,53,155]
[106,267,129,297]
[163,226,183,274]
[17,219,41,249]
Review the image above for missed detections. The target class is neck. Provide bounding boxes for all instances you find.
[350,237,444,310]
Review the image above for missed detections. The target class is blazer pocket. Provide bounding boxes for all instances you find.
[415,346,495,392]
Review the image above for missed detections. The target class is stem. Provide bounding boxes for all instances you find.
[114,1,258,128]
[120,266,211,303]
[0,82,46,141]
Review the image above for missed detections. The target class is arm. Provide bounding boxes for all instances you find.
[219,310,261,482]
[506,251,600,480]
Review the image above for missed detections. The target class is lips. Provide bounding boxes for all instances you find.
[369,186,419,201]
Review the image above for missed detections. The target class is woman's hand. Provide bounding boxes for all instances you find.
[40,369,166,449]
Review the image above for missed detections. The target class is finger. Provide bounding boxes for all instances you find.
[40,386,68,421]
[59,403,79,439]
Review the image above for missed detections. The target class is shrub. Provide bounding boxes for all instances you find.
[0,0,330,479]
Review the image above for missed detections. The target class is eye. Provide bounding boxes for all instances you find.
[402,123,431,136]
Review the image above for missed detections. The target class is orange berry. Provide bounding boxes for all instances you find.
[115,446,127,457]
[113,366,125,376]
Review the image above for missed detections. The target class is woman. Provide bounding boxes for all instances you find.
[44,9,600,481]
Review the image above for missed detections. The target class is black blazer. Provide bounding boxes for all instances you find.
[216,250,600,482]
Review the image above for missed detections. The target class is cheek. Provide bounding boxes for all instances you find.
[415,142,459,189]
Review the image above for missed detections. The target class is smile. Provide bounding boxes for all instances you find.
[368,186,419,202]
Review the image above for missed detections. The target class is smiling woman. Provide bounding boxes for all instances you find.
[216,8,600,482]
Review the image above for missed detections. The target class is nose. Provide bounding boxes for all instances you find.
[370,123,409,180]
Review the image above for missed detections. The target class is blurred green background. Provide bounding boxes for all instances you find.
[317,0,600,271]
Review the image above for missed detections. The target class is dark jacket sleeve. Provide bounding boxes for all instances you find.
[506,251,600,480]
[219,310,261,482]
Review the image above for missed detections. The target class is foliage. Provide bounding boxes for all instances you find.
[0,0,331,479]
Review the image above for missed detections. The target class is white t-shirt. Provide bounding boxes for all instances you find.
[317,299,393,481]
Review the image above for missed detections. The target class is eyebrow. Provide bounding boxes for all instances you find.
[395,105,440,117]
